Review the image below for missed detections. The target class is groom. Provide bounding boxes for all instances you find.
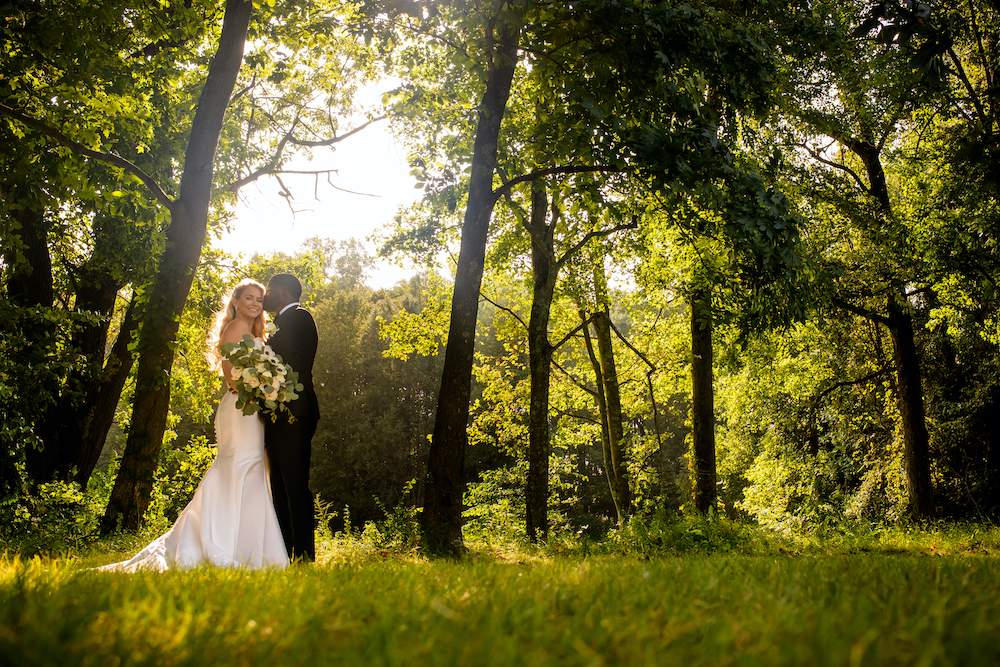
[262,273,320,562]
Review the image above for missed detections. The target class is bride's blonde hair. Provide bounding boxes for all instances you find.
[208,278,267,370]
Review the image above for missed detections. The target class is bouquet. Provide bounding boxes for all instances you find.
[221,333,303,421]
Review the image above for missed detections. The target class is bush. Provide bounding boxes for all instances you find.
[0,434,220,557]
[597,502,788,556]
[0,479,102,556]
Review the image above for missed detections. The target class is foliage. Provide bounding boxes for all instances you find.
[599,503,789,557]
[463,462,529,546]
[330,480,424,557]
[282,248,444,528]
[0,303,98,498]
[0,431,219,558]
[4,0,1000,563]
[0,480,101,558]
[153,435,218,526]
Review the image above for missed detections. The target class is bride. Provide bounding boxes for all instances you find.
[100,279,289,571]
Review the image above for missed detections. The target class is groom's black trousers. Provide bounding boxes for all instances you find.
[265,417,317,561]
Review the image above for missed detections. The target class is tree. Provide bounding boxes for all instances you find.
[778,1,939,518]
[100,0,256,532]
[381,0,808,548]
[576,247,633,524]
[1,0,193,494]
[4,0,380,528]
[368,0,525,553]
[689,283,718,513]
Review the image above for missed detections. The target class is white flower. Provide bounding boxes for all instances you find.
[223,333,300,421]
[264,322,278,336]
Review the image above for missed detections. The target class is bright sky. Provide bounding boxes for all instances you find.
[216,115,423,289]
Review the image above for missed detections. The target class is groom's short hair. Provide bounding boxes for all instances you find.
[270,273,303,300]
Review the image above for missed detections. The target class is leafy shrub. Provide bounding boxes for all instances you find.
[370,478,422,552]
[0,433,220,556]
[0,478,104,556]
[463,463,527,546]
[598,502,787,556]
[318,481,423,561]
[154,435,217,523]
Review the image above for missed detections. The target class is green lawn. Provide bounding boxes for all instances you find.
[2,535,999,666]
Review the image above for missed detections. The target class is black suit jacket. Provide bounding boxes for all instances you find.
[267,305,320,420]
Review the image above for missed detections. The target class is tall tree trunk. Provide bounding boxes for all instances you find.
[591,268,630,520]
[887,292,935,518]
[101,0,253,533]
[690,287,716,513]
[74,300,139,485]
[581,312,625,523]
[25,260,135,487]
[592,310,630,519]
[2,201,53,309]
[420,14,521,554]
[845,138,935,520]
[525,181,556,542]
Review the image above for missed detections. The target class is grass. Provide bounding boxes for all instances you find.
[2,523,999,666]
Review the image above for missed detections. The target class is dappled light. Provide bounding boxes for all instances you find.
[4,0,1000,663]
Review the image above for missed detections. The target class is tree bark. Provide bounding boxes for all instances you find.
[525,181,556,542]
[581,312,625,523]
[101,0,253,533]
[844,137,935,520]
[25,262,137,487]
[591,255,631,520]
[2,200,53,309]
[592,309,630,519]
[74,300,139,485]
[3,179,140,490]
[887,293,935,518]
[690,287,716,513]
[420,13,521,554]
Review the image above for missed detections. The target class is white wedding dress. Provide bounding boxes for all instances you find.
[99,391,290,571]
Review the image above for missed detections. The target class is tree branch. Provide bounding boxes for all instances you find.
[967,0,992,95]
[604,312,657,372]
[228,120,297,190]
[480,292,528,331]
[832,296,890,326]
[551,358,597,397]
[802,143,869,194]
[807,369,889,432]
[492,164,622,201]
[228,117,387,191]
[231,168,348,193]
[945,46,989,130]
[555,216,638,268]
[550,404,601,425]
[551,311,599,351]
[287,116,386,147]
[0,103,175,210]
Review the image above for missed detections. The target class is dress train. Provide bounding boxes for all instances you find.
[99,392,289,571]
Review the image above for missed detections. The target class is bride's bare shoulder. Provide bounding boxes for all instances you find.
[221,319,253,345]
